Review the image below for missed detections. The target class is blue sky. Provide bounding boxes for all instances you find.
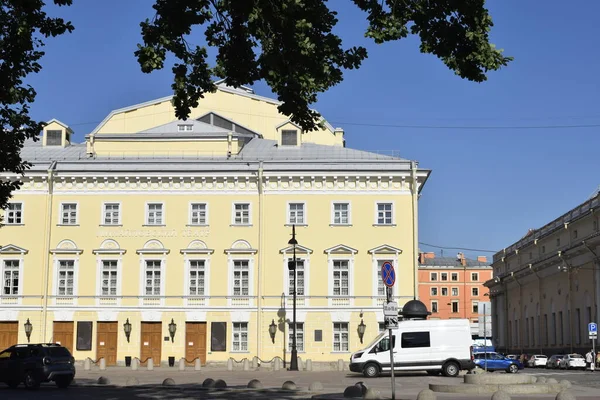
[29,0,600,260]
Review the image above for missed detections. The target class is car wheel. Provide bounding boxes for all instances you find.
[24,371,40,390]
[363,363,380,378]
[55,377,72,389]
[442,361,460,377]
[6,380,19,389]
[508,364,519,374]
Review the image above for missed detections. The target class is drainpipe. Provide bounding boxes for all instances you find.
[558,251,574,353]
[529,264,543,354]
[511,272,523,353]
[256,161,264,358]
[410,161,419,300]
[41,161,57,341]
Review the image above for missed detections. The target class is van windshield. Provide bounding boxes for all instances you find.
[365,332,387,349]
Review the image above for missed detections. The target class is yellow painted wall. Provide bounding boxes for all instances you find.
[91,138,235,157]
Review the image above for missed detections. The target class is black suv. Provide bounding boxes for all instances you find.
[0,344,76,389]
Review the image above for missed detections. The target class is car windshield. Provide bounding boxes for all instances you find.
[45,347,72,358]
[570,354,583,359]
[537,355,547,358]
[365,332,387,350]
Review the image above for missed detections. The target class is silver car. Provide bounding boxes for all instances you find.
[559,354,585,370]
[546,355,564,369]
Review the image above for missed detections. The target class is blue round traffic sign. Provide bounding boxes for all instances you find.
[381,261,395,288]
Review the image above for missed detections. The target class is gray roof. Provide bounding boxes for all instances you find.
[419,257,491,268]
[20,139,88,162]
[138,120,232,135]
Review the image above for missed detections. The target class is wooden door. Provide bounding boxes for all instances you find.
[140,322,162,366]
[96,322,118,366]
[53,322,74,354]
[185,322,207,365]
[0,322,18,350]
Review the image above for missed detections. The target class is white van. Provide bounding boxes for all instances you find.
[349,319,475,377]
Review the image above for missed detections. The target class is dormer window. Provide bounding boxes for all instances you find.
[46,130,62,146]
[178,124,193,132]
[281,130,298,146]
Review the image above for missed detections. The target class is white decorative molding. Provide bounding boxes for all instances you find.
[97,310,118,321]
[141,310,162,321]
[330,311,351,322]
[53,310,74,321]
[136,239,170,255]
[324,244,358,255]
[230,310,251,322]
[279,244,313,254]
[186,311,207,321]
[180,240,214,254]
[0,309,18,321]
[51,239,83,254]
[0,244,29,255]
[225,239,258,254]
[367,244,403,255]
[93,239,126,255]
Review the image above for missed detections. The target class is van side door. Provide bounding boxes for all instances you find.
[368,333,395,371]
[397,331,431,370]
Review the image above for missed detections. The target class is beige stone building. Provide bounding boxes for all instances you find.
[486,192,600,355]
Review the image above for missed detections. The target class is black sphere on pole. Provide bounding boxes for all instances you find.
[288,224,299,371]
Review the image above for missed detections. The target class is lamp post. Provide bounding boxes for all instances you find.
[168,319,177,343]
[123,318,132,343]
[288,224,299,371]
[358,319,366,344]
[24,318,33,343]
[269,319,277,343]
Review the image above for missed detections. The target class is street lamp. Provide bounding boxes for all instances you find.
[24,319,33,343]
[123,318,132,343]
[357,319,366,344]
[269,319,277,343]
[168,319,177,343]
[287,224,299,371]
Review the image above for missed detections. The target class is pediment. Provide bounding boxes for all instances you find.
[279,244,313,254]
[0,244,28,255]
[181,240,214,254]
[368,244,403,255]
[324,244,358,255]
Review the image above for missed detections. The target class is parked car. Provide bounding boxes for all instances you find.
[527,355,548,368]
[473,352,524,373]
[506,354,518,360]
[559,354,586,370]
[0,343,75,389]
[546,355,564,369]
[349,319,475,378]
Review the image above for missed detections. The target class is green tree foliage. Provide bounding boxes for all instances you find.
[136,0,512,130]
[0,0,73,212]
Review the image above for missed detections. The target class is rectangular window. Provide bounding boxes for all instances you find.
[451,287,458,296]
[57,260,74,296]
[573,230,578,239]
[233,203,250,225]
[471,272,479,281]
[102,203,120,225]
[575,308,581,344]
[378,322,386,332]
[281,130,298,146]
[441,272,448,281]
[60,203,77,225]
[376,203,393,225]
[333,260,349,296]
[3,260,19,295]
[289,260,305,296]
[472,287,479,296]
[46,130,62,146]
[288,322,304,352]
[233,260,249,296]
[451,301,459,313]
[177,124,193,132]
[333,322,349,352]
[556,238,560,247]
[146,203,163,225]
[559,311,564,345]
[6,203,22,224]
[144,260,161,296]
[232,322,248,352]
[431,301,438,313]
[101,260,118,296]
[430,272,438,281]
[451,273,458,281]
[441,287,448,296]
[190,203,207,225]
[401,331,430,348]
[333,203,350,225]
[542,245,546,254]
[189,260,205,296]
[430,287,438,296]
[472,301,479,314]
[288,203,305,224]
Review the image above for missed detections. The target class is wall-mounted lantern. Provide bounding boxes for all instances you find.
[357,319,366,344]
[24,318,33,343]
[269,319,277,343]
[123,318,132,343]
[168,319,177,343]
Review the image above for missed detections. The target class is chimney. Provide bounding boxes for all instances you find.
[457,252,466,267]
[419,252,425,264]
[425,252,435,259]
[477,256,487,263]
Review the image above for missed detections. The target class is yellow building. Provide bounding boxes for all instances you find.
[0,81,430,365]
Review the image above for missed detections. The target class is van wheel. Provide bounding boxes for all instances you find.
[363,363,380,378]
[507,364,518,374]
[24,371,40,390]
[442,361,460,377]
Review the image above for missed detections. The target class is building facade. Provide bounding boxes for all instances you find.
[418,252,492,336]
[0,81,430,365]
[486,193,600,355]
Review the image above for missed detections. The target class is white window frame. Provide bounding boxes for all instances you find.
[371,257,399,305]
[94,255,123,306]
[441,287,448,296]
[431,300,439,313]
[189,202,208,225]
[331,202,351,225]
[99,260,120,296]
[451,272,458,281]
[287,202,306,225]
[332,260,350,296]
[430,272,438,281]
[471,272,479,281]
[227,256,255,306]
[451,287,459,296]
[138,256,167,306]
[101,202,121,226]
[332,322,349,352]
[5,202,23,225]
[187,259,208,296]
[178,124,193,132]
[58,202,78,225]
[145,202,165,226]
[472,287,479,296]
[374,202,394,225]
[430,287,438,296]
[472,300,479,314]
[441,272,448,281]
[285,258,306,296]
[2,259,23,298]
[231,202,252,226]
[232,322,249,352]
[288,322,305,352]
[451,300,459,313]
[53,258,78,298]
